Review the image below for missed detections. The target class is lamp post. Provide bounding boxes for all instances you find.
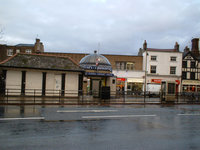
[144,50,148,103]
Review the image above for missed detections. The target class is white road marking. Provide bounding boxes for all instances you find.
[57,110,118,113]
[0,117,45,121]
[82,114,156,119]
[177,114,200,116]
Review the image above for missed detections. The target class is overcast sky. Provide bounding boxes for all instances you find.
[0,0,200,55]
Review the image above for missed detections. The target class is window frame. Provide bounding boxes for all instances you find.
[170,56,177,61]
[151,56,157,61]
[182,72,187,79]
[126,62,134,70]
[25,49,32,54]
[170,66,176,75]
[190,72,195,80]
[191,61,196,68]
[7,49,13,56]
[150,65,156,74]
[182,61,187,68]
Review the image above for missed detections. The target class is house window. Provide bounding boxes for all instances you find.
[116,62,125,70]
[7,49,13,56]
[126,62,134,70]
[170,56,176,61]
[182,72,187,79]
[191,61,196,68]
[182,61,187,68]
[16,49,20,53]
[168,83,175,94]
[170,67,176,75]
[25,49,32,54]
[151,56,157,61]
[150,65,156,73]
[116,62,134,70]
[190,72,195,80]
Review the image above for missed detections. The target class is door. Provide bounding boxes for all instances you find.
[92,80,100,98]
[54,75,61,95]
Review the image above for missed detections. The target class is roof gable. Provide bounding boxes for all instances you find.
[183,51,197,60]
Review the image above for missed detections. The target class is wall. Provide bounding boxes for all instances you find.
[65,72,79,96]
[5,69,80,97]
[26,71,42,95]
[6,70,21,95]
[143,51,182,76]
[106,77,116,95]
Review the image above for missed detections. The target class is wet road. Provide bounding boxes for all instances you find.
[1,105,200,150]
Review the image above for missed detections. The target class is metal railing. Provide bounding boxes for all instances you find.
[0,88,200,104]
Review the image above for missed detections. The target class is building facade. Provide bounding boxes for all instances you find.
[0,38,44,62]
[0,53,83,97]
[44,52,144,93]
[141,41,182,93]
[182,38,200,92]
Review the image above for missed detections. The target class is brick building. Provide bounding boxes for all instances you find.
[0,38,44,62]
[43,52,144,92]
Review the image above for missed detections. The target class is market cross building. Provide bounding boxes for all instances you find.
[79,51,116,98]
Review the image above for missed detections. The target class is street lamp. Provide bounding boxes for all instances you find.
[144,50,148,103]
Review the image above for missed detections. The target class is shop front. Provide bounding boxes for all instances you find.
[127,78,143,95]
[182,80,200,92]
[146,77,181,94]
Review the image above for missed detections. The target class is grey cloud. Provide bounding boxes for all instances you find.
[0,0,200,55]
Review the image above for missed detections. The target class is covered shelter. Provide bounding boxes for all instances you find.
[79,51,116,98]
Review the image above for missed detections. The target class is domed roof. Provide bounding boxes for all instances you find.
[79,51,112,71]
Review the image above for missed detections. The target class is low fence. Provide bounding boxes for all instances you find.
[0,89,200,104]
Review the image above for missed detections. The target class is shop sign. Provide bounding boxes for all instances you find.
[182,80,200,85]
[80,64,112,71]
[127,78,143,83]
[175,80,180,85]
[85,72,114,76]
[151,79,162,83]
[117,78,126,81]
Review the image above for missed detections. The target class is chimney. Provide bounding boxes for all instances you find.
[184,46,190,53]
[191,38,199,56]
[34,38,44,53]
[143,40,147,50]
[174,42,179,52]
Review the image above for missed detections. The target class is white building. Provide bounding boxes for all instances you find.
[0,53,84,97]
[142,41,182,93]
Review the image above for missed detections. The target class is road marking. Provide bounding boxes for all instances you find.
[57,110,118,113]
[82,114,156,119]
[177,114,200,116]
[0,117,45,121]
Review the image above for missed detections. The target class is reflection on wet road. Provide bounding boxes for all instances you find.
[1,105,200,150]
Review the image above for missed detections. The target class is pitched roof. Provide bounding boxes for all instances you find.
[0,53,83,72]
[15,44,34,47]
[183,51,200,61]
[147,48,178,52]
